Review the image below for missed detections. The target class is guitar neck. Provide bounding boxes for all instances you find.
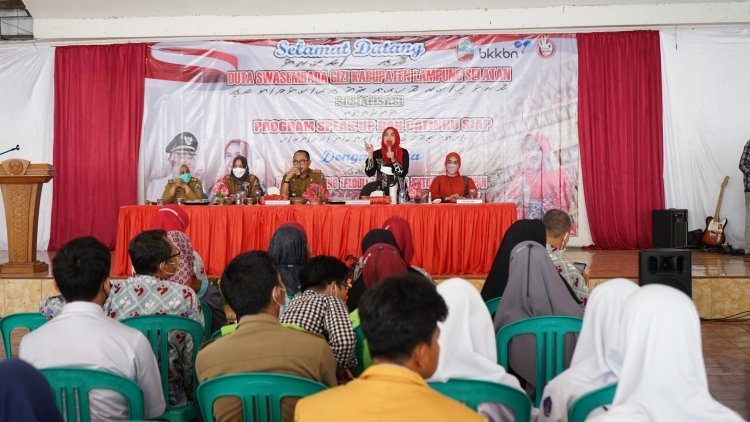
[713,177,729,219]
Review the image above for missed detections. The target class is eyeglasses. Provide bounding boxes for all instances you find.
[292,159,309,165]
[165,252,180,265]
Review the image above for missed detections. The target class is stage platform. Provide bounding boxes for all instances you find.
[1,248,748,319]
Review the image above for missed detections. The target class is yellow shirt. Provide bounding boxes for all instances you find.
[294,364,483,422]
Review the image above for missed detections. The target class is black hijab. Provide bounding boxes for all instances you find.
[481,219,546,301]
[361,229,400,255]
[230,155,250,185]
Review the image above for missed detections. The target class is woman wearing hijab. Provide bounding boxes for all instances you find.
[481,219,546,301]
[151,204,190,232]
[362,127,410,197]
[382,216,433,283]
[590,285,743,422]
[0,359,63,422]
[429,278,522,422]
[347,229,404,311]
[268,223,309,297]
[493,241,584,397]
[538,278,639,422]
[166,231,227,333]
[429,152,478,202]
[223,155,263,201]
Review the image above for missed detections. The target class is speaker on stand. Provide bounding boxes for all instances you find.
[638,249,692,297]
[652,209,688,248]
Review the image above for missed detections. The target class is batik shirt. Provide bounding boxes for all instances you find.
[546,244,590,303]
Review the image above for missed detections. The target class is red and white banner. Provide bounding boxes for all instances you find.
[142,34,580,225]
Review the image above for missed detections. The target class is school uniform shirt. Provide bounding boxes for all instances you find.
[20,302,165,421]
[196,313,337,422]
[546,243,590,303]
[280,290,357,369]
[295,364,483,422]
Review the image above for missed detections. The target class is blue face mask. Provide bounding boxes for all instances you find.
[179,173,192,184]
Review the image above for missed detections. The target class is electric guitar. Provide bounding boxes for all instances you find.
[701,176,729,246]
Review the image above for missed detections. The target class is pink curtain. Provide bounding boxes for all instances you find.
[50,44,146,249]
[577,31,665,249]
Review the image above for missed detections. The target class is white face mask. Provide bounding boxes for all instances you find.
[232,167,246,178]
[446,163,459,174]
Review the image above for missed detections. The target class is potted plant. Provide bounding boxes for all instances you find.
[303,183,329,205]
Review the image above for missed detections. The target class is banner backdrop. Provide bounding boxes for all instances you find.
[142,35,580,227]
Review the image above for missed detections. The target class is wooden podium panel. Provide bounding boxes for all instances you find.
[0,159,54,275]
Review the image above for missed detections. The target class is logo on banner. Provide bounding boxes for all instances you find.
[274,39,426,60]
[456,38,474,61]
[537,36,557,59]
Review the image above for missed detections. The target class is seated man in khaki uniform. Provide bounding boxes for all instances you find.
[280,150,327,199]
[196,251,337,422]
[161,164,204,204]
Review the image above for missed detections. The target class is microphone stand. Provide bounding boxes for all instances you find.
[0,145,20,157]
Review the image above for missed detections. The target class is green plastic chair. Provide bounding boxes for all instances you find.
[568,382,617,422]
[1,312,47,358]
[496,315,583,406]
[122,315,204,422]
[349,309,372,377]
[200,301,213,341]
[485,297,502,316]
[429,379,531,421]
[41,367,145,422]
[197,372,327,422]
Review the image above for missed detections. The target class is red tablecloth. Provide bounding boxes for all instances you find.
[113,203,516,277]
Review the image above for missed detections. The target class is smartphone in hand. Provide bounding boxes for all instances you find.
[573,262,587,271]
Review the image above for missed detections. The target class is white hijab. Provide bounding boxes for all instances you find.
[538,278,638,422]
[592,284,742,422]
[428,278,522,391]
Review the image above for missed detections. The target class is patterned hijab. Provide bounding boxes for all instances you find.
[150,204,190,232]
[166,230,195,285]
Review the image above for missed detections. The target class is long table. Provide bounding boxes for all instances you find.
[113,203,517,277]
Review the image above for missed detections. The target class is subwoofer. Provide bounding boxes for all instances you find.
[638,249,692,297]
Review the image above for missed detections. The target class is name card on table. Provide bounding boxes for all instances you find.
[264,200,291,206]
[345,200,371,205]
[456,199,483,204]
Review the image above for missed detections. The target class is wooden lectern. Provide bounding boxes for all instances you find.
[0,159,54,274]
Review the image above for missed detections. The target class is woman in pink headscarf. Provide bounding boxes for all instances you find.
[381,216,432,283]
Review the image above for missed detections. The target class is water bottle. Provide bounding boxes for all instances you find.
[477,189,483,202]
[398,189,406,204]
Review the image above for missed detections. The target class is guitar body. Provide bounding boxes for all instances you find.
[701,176,730,247]
[701,216,727,246]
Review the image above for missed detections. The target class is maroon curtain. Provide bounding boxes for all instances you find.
[50,44,146,249]
[577,31,665,249]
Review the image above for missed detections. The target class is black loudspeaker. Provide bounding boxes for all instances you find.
[638,249,692,297]
[652,209,688,248]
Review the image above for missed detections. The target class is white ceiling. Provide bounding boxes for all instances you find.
[23,0,743,19]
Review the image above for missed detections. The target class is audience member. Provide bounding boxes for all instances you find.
[590,285,743,421]
[196,251,336,422]
[481,219,546,301]
[493,241,583,397]
[428,278,522,422]
[20,237,165,421]
[348,229,408,311]
[295,275,483,422]
[269,222,309,297]
[106,229,204,407]
[0,359,63,422]
[280,255,357,381]
[348,242,408,311]
[382,216,433,282]
[539,278,638,422]
[167,230,227,333]
[543,209,589,302]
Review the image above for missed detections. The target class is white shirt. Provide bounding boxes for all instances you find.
[20,302,165,421]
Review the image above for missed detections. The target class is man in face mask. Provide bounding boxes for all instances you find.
[543,209,590,303]
[161,164,205,204]
[196,251,337,422]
